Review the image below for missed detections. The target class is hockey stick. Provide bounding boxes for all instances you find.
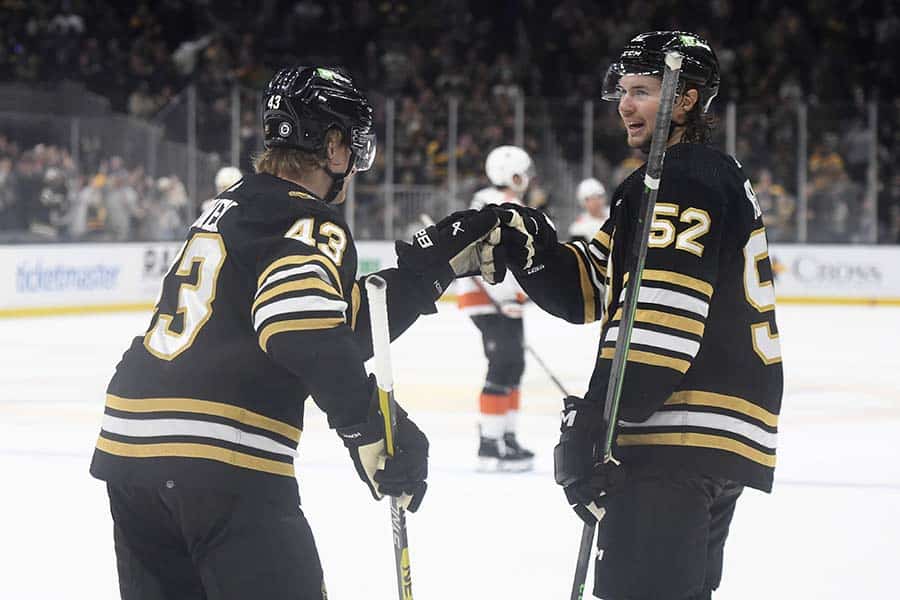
[568,52,684,600]
[417,213,569,397]
[365,274,415,600]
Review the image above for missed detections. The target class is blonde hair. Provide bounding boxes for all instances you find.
[253,129,345,180]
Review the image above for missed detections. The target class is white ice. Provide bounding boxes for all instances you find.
[1,303,898,599]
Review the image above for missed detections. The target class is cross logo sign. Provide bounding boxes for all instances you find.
[451,221,464,237]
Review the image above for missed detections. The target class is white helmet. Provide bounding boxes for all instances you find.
[576,178,606,204]
[214,166,242,193]
[485,145,532,194]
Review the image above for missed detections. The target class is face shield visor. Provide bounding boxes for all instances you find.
[601,61,665,103]
[349,127,376,172]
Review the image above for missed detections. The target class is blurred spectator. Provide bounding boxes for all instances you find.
[139,176,188,241]
[754,168,795,242]
[104,168,142,241]
[29,166,69,239]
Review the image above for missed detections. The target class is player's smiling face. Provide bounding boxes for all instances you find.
[617,74,662,149]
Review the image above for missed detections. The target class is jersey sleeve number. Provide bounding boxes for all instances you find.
[143,234,227,361]
[649,204,711,257]
[743,228,782,364]
[285,218,347,266]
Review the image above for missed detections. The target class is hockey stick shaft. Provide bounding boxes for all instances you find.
[569,52,684,600]
[601,51,684,458]
[416,213,570,397]
[365,274,414,600]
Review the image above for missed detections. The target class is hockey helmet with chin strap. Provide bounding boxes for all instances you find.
[262,66,376,202]
[485,145,533,194]
[601,31,720,113]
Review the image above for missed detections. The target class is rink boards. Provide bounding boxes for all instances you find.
[2,241,900,317]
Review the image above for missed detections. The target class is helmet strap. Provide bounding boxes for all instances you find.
[322,153,356,204]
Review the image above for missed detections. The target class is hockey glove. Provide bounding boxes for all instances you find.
[395,209,505,297]
[336,376,429,512]
[492,203,558,274]
[554,396,626,525]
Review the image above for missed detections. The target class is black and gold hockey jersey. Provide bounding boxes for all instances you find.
[90,173,430,500]
[517,143,783,492]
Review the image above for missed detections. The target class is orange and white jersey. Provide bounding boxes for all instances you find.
[457,186,527,317]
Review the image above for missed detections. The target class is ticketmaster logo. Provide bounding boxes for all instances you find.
[16,262,120,293]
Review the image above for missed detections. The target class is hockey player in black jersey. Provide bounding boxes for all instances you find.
[90,66,502,600]
[492,32,783,599]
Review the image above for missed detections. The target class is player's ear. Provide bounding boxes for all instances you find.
[680,88,699,113]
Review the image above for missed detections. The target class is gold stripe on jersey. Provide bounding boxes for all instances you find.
[258,317,345,351]
[594,229,611,250]
[96,437,295,477]
[616,432,776,468]
[626,269,713,298]
[258,255,342,296]
[105,394,301,443]
[252,278,342,313]
[612,308,705,337]
[350,282,361,330]
[600,346,691,373]
[565,244,596,323]
[666,390,779,428]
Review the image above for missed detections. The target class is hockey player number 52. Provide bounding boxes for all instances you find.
[143,234,227,361]
[743,228,782,365]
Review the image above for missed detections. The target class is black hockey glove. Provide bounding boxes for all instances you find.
[491,203,558,275]
[336,376,429,512]
[395,209,504,300]
[554,396,626,525]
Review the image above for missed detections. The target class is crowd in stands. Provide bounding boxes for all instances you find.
[0,135,189,242]
[1,0,898,242]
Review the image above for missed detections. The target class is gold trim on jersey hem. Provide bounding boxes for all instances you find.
[258,317,345,351]
[666,390,778,427]
[105,394,302,442]
[625,269,713,298]
[616,432,776,468]
[600,346,690,373]
[612,308,705,336]
[350,282,361,330]
[95,437,295,477]
[258,255,342,296]
[252,278,342,313]
[565,244,596,323]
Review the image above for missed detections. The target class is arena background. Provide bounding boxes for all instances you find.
[1,2,899,599]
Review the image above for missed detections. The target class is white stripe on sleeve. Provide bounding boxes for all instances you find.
[257,264,336,297]
[253,296,348,330]
[605,325,700,357]
[620,285,709,317]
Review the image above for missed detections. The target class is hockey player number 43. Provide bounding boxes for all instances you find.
[284,217,347,266]
[143,234,227,361]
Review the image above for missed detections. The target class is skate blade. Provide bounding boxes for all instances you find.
[498,458,534,473]
[477,456,501,472]
[476,457,534,473]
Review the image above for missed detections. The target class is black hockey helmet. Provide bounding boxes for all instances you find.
[262,66,376,172]
[601,31,720,113]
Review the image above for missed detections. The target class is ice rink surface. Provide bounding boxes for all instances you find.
[1,302,899,599]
